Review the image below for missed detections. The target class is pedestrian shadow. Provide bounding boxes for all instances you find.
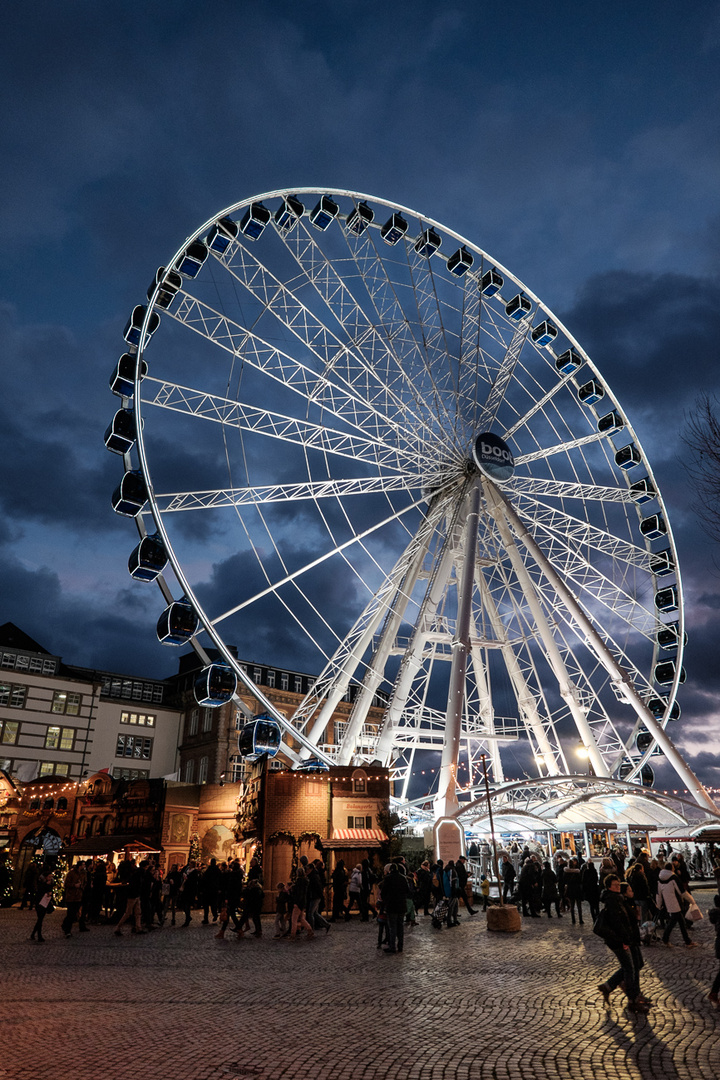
[598,1005,694,1080]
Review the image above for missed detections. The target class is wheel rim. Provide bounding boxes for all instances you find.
[115,187,693,807]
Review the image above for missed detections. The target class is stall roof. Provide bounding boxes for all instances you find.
[323,828,388,848]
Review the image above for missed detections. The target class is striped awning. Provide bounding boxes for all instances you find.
[331,828,388,843]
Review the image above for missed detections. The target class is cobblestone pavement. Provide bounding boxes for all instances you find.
[1,890,718,1080]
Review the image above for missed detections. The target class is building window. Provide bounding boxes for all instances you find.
[51,691,82,716]
[39,761,69,777]
[1,653,15,669]
[57,797,68,811]
[184,759,195,783]
[354,816,367,828]
[353,777,366,793]
[15,655,29,671]
[202,709,212,733]
[280,672,289,691]
[198,756,209,784]
[294,676,303,694]
[115,734,153,760]
[0,720,19,745]
[188,709,199,736]
[121,711,156,727]
[0,683,27,709]
[111,767,149,780]
[45,726,75,751]
[253,667,262,683]
[267,670,276,688]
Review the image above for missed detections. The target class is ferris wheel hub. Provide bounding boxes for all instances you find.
[472,432,515,483]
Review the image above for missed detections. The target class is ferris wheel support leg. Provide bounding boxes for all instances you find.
[490,484,719,815]
[483,481,611,780]
[334,502,444,766]
[466,611,504,785]
[435,482,482,821]
[374,493,468,764]
[476,570,567,776]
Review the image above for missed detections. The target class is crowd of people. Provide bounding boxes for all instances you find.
[17,841,720,1008]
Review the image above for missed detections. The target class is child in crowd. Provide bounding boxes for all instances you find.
[480,874,490,911]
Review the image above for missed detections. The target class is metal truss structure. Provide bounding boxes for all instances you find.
[107,188,718,819]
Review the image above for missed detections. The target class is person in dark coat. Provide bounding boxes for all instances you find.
[201,858,221,924]
[596,874,648,1013]
[242,858,264,937]
[501,855,516,903]
[582,860,601,921]
[178,859,200,927]
[30,869,55,942]
[416,861,432,915]
[707,893,720,1006]
[331,859,348,921]
[379,863,410,953]
[289,867,314,939]
[20,861,40,910]
[456,856,477,915]
[518,858,539,917]
[541,861,561,918]
[359,858,375,922]
[563,858,585,925]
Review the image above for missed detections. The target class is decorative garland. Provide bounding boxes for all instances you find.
[297,830,323,853]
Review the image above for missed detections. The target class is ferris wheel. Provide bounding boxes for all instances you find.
[105,187,716,816]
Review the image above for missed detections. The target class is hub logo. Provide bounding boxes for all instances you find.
[472,432,515,482]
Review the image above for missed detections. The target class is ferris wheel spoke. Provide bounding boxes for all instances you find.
[141,377,419,474]
[150,474,421,514]
[210,236,445,451]
[294,494,451,749]
[476,316,535,432]
[514,430,608,465]
[506,476,636,504]
[503,364,588,441]
[277,215,447,440]
[166,292,426,453]
[403,243,470,444]
[209,491,430,627]
[512,493,651,569]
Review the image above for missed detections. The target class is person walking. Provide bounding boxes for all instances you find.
[289,868,314,940]
[456,856,478,915]
[707,893,720,1006]
[380,863,409,953]
[307,859,330,932]
[331,859,348,921]
[657,866,698,948]
[178,859,200,927]
[501,854,516,904]
[61,862,89,938]
[563,858,585,925]
[596,874,648,1014]
[416,861,432,915]
[30,869,55,942]
[113,861,145,936]
[582,860,601,921]
[541,860,561,918]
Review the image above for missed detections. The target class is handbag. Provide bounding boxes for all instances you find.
[592,908,611,940]
[686,896,703,922]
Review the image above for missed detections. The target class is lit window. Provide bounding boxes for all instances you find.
[39,761,69,777]
[121,711,156,726]
[45,726,74,750]
[0,720,19,745]
[198,756,208,783]
[51,691,82,716]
